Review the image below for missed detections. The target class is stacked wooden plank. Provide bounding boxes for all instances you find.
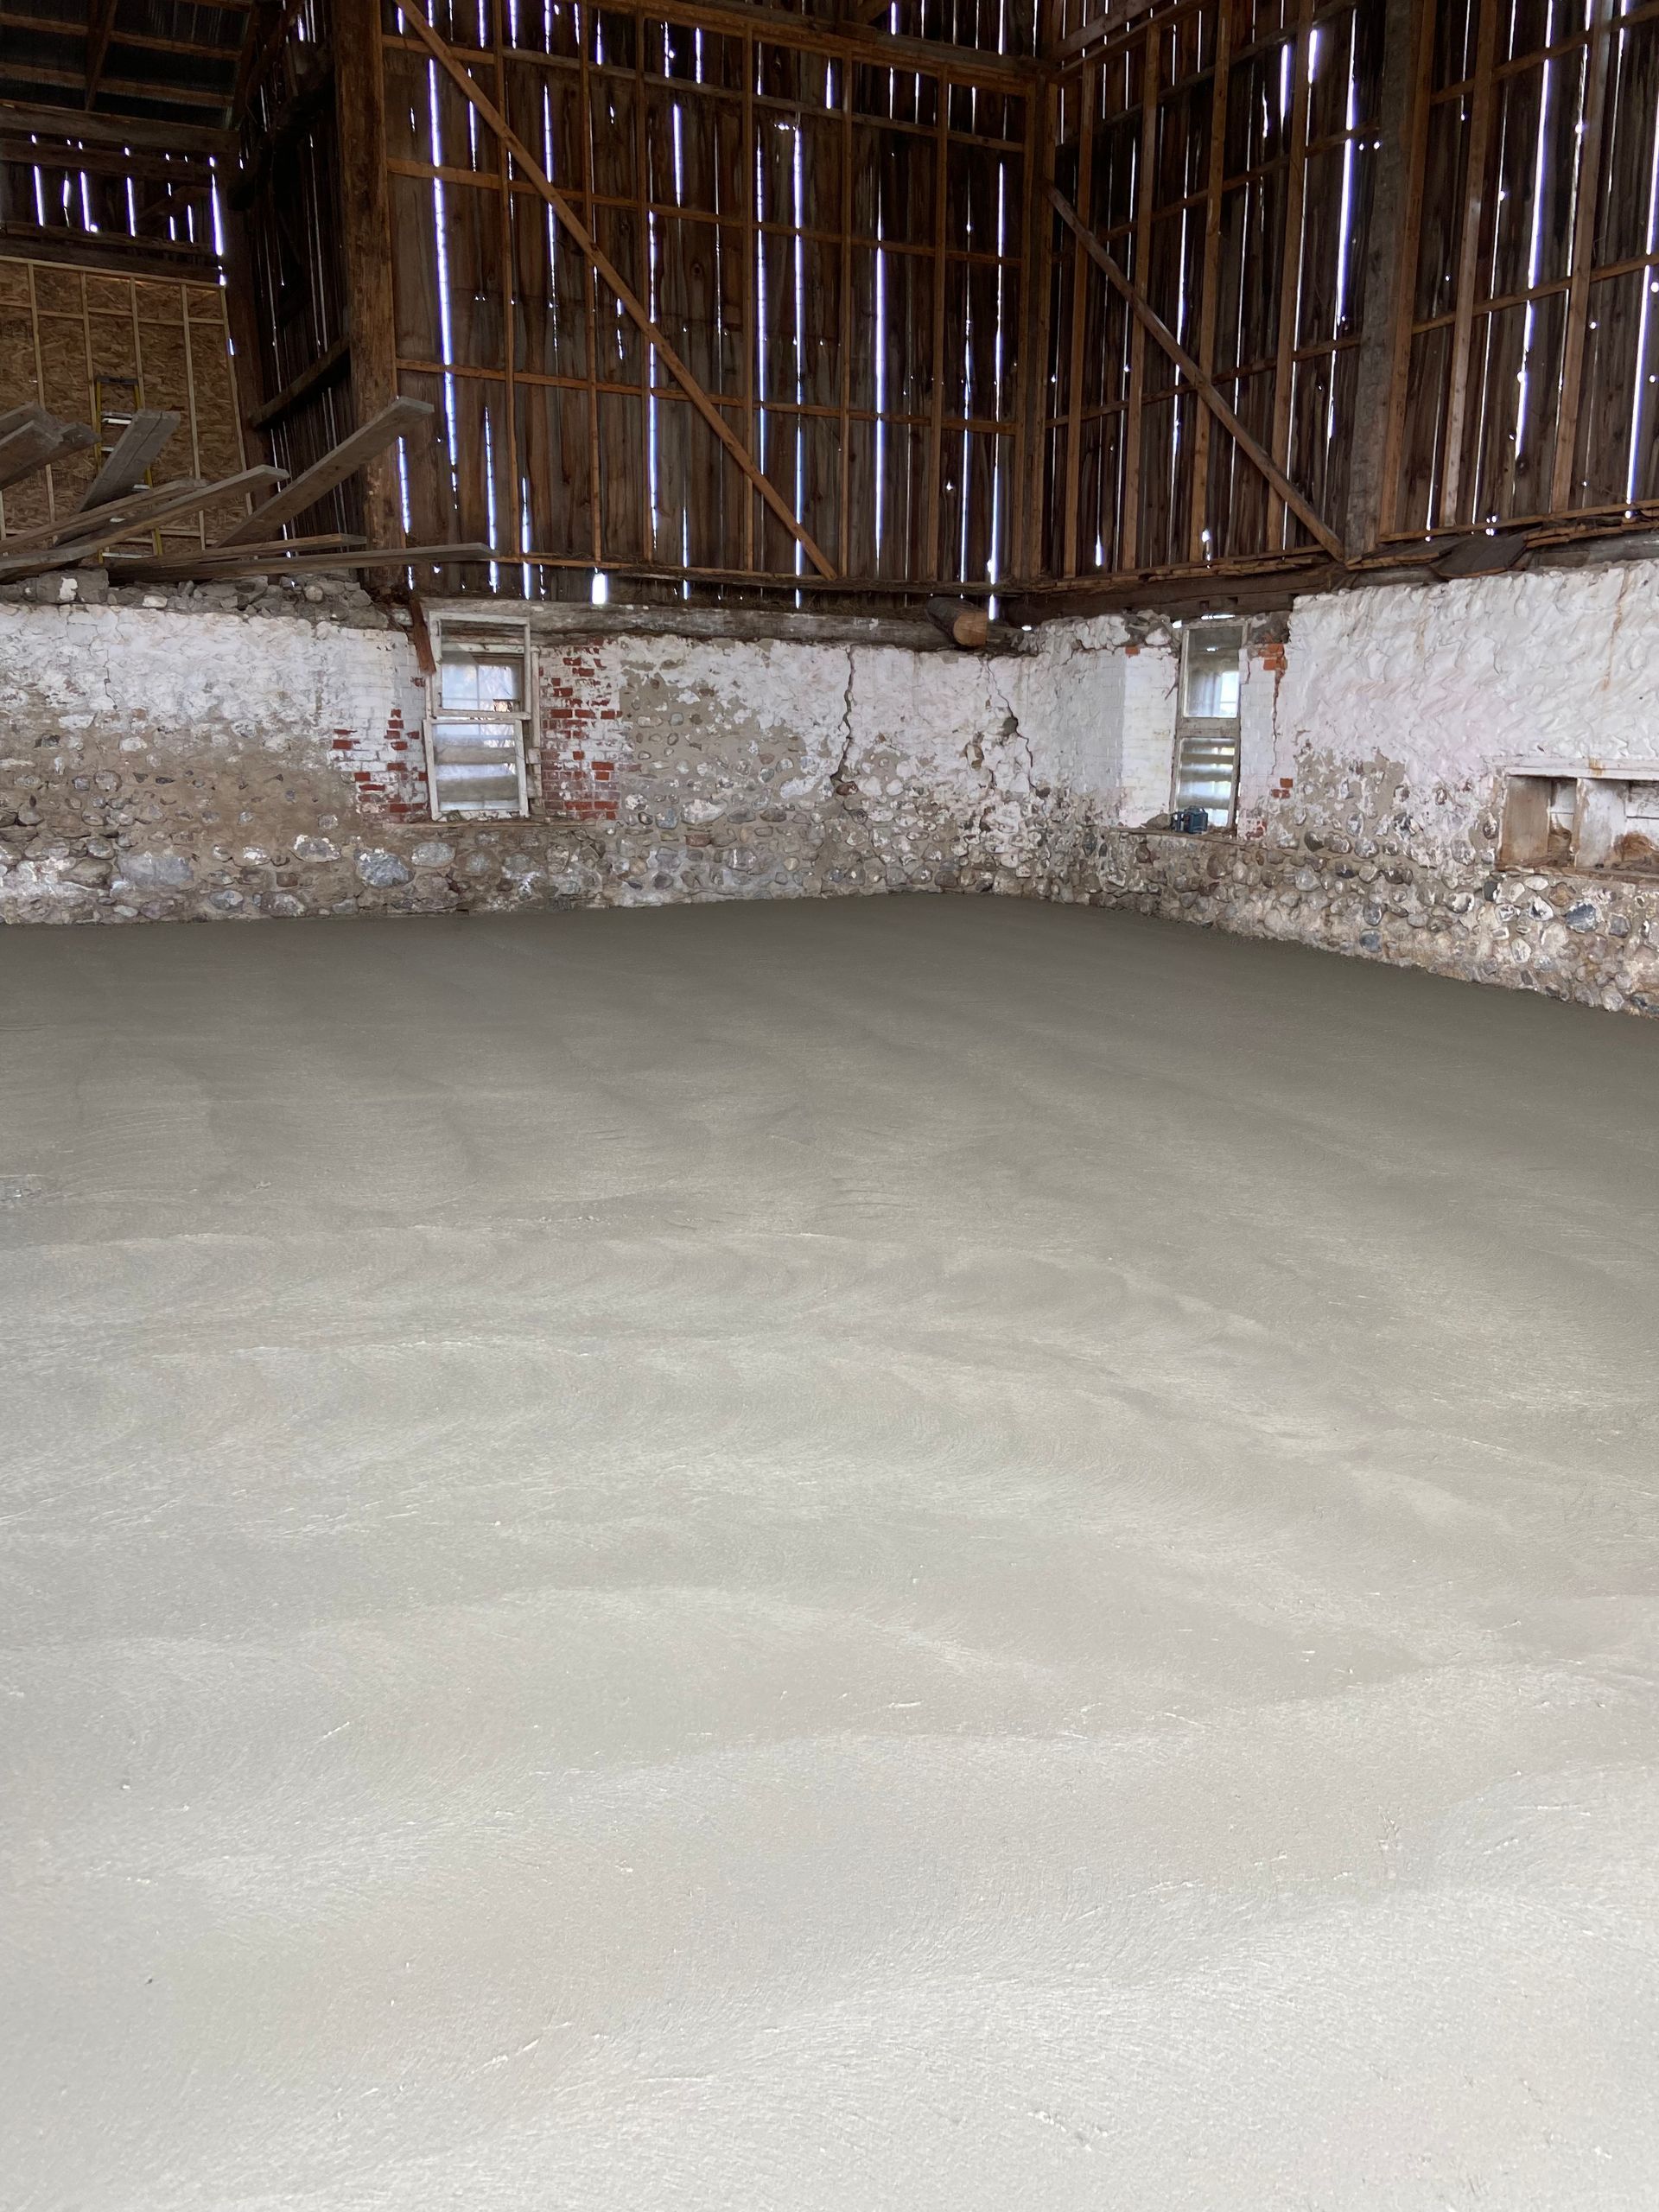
[0,396,489,583]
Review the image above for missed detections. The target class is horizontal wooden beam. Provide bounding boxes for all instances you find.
[114,540,494,581]
[0,8,236,56]
[2,59,232,109]
[0,95,236,151]
[385,0,1039,89]
[393,3,839,581]
[0,222,219,282]
[0,132,215,181]
[1049,187,1349,566]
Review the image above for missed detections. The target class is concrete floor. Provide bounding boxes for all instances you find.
[3,896,1659,2211]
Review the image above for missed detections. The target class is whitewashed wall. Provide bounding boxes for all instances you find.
[1045,566,1659,1014]
[0,601,1088,924]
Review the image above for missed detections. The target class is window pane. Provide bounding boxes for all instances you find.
[438,659,480,709]
[1180,622,1243,718]
[1173,732,1240,828]
[438,655,524,709]
[430,716,524,815]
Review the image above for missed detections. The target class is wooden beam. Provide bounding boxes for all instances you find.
[606,0,1039,87]
[0,222,219,283]
[0,413,94,488]
[108,532,372,561]
[0,465,283,577]
[86,0,122,106]
[334,0,401,550]
[1053,0,1156,67]
[0,97,236,152]
[0,133,215,184]
[1049,187,1350,564]
[1185,0,1233,563]
[391,3,839,581]
[1342,0,1418,555]
[1,474,208,553]
[1059,73,1092,576]
[1439,0,1499,527]
[1550,0,1617,516]
[1017,69,1056,582]
[6,58,233,107]
[213,400,432,543]
[244,334,351,433]
[0,8,235,54]
[381,0,1038,91]
[1120,16,1160,569]
[1265,0,1316,552]
[235,0,313,121]
[79,407,180,508]
[113,540,495,581]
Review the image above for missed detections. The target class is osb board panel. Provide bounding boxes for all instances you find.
[0,254,248,546]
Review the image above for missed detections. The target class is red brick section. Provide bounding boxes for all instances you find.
[539,649,620,823]
[334,709,427,823]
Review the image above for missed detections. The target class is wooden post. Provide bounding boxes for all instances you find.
[218,197,269,488]
[1550,0,1617,518]
[1440,0,1500,529]
[1266,0,1315,551]
[1185,0,1231,563]
[1376,0,1436,544]
[922,85,951,582]
[1120,14,1160,570]
[1060,68,1094,576]
[1344,0,1420,556]
[334,0,403,550]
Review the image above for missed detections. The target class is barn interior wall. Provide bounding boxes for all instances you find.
[0,593,1103,924]
[5,565,1658,1014]
[1063,569,1659,1015]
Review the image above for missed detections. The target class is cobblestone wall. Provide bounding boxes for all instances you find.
[0,594,1099,925]
[1051,569,1659,1017]
[7,563,1659,1017]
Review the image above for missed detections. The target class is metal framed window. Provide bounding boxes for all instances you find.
[1172,619,1244,831]
[426,619,532,821]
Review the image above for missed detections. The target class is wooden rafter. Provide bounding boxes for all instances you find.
[1049,186,1349,565]
[0,97,235,152]
[391,0,839,582]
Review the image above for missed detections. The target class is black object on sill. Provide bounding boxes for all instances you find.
[1170,807,1211,834]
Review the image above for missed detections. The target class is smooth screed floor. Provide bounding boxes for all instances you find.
[3,896,1658,2211]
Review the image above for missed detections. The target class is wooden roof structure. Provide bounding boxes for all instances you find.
[9,1,1659,614]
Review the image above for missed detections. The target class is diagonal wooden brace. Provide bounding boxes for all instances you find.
[1049,186,1349,567]
[391,3,839,582]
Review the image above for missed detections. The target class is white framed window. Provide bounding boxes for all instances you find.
[1171,618,1244,831]
[426,619,533,820]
